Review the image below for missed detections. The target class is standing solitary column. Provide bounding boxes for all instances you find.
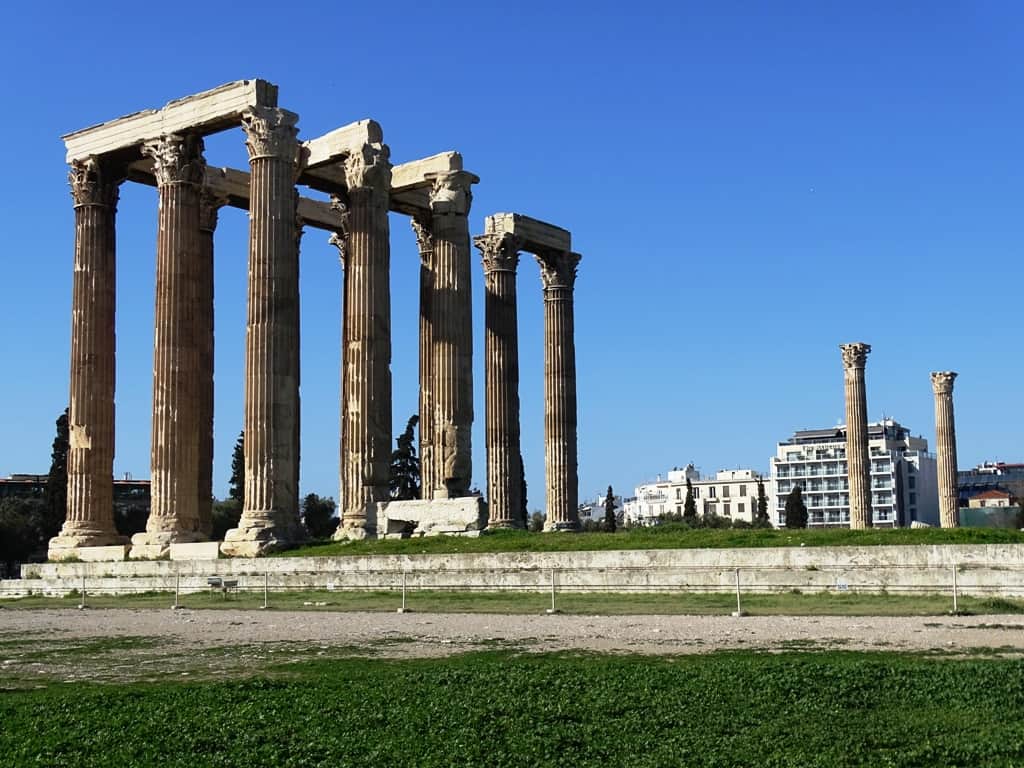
[476,232,524,528]
[222,107,305,556]
[335,141,392,539]
[537,250,582,531]
[428,172,478,498]
[49,158,125,559]
[411,215,437,500]
[931,371,960,528]
[840,342,873,529]
[132,134,207,558]
[195,190,226,538]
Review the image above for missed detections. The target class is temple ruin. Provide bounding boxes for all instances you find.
[48,79,582,560]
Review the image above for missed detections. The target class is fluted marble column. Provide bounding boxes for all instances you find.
[130,134,207,558]
[429,172,478,499]
[841,342,872,529]
[476,232,524,528]
[195,191,225,538]
[931,371,960,528]
[222,107,306,556]
[411,215,437,501]
[334,141,392,539]
[538,251,582,531]
[49,157,125,559]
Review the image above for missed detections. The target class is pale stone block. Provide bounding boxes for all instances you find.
[51,545,128,563]
[129,544,167,561]
[380,498,487,538]
[169,542,221,561]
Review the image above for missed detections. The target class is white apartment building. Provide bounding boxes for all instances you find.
[623,465,773,526]
[771,418,939,528]
[578,493,625,524]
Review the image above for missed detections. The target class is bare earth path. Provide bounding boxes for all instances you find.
[4,608,1024,655]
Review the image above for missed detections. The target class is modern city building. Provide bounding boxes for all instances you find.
[577,492,624,526]
[0,473,151,517]
[623,465,772,527]
[958,462,1024,505]
[771,419,939,528]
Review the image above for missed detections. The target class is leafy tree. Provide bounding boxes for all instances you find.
[43,408,70,540]
[0,497,47,576]
[114,505,148,537]
[683,477,698,526]
[229,431,245,506]
[210,499,242,541]
[528,510,545,532]
[302,493,339,539]
[604,485,617,533]
[755,477,771,528]
[784,486,808,529]
[389,415,421,500]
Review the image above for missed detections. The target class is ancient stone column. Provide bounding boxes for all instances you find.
[194,191,227,538]
[476,232,524,528]
[411,215,437,501]
[840,342,873,529]
[49,157,125,558]
[428,172,478,499]
[222,107,305,556]
[129,134,207,558]
[538,251,582,531]
[334,142,392,539]
[931,371,960,528]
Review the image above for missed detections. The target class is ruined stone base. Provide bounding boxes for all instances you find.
[130,530,208,560]
[543,519,581,533]
[48,530,127,561]
[219,518,306,558]
[48,543,129,562]
[378,497,486,539]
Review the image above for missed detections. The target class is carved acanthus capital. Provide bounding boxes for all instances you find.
[328,194,350,266]
[198,189,228,232]
[428,171,477,217]
[344,143,391,206]
[142,133,206,187]
[240,106,301,163]
[931,371,958,395]
[474,232,521,274]
[410,214,434,265]
[536,250,581,292]
[840,342,871,370]
[68,156,122,208]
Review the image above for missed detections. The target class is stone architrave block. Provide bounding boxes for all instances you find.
[169,542,221,561]
[379,498,487,538]
[53,545,128,563]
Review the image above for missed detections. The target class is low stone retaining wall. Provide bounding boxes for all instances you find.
[3,544,1023,598]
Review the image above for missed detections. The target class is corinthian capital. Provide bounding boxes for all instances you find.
[931,371,958,395]
[328,194,350,265]
[840,342,871,370]
[536,250,581,292]
[68,156,122,208]
[474,232,521,274]
[198,189,228,232]
[344,142,391,206]
[428,171,478,217]
[241,106,301,163]
[410,214,433,264]
[142,133,206,187]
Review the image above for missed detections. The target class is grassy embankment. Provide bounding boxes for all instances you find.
[2,650,1023,767]
[275,525,1024,558]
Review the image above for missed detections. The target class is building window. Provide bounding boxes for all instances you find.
[675,488,681,500]
[739,484,747,497]
[723,503,731,516]
[723,486,730,498]
[908,476,916,489]
[694,487,700,499]
[738,503,745,515]
[909,492,916,505]
[709,487,717,499]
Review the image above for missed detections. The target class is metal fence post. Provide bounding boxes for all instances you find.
[79,575,86,609]
[173,574,180,610]
[952,565,959,614]
[398,571,408,613]
[262,572,269,610]
[546,568,558,614]
[732,568,745,617]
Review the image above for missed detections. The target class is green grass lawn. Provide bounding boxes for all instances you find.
[2,650,1023,767]
[276,525,1024,558]
[4,588,1023,616]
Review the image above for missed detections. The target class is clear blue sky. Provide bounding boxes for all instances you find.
[1,1,1021,509]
